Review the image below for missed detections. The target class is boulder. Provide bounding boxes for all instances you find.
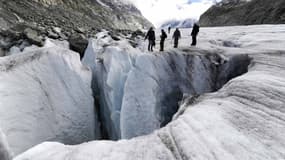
[23,28,44,46]
[69,33,88,59]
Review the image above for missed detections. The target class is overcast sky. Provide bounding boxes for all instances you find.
[128,0,220,27]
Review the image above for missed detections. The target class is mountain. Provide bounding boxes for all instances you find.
[0,0,152,31]
[199,0,285,26]
[0,0,152,57]
[160,19,196,29]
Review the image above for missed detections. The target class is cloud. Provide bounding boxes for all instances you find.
[127,0,219,27]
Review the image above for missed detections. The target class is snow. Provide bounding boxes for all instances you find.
[10,24,285,160]
[0,47,98,155]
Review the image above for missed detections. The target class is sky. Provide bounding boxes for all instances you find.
[128,0,221,27]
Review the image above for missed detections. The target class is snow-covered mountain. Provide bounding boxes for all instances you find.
[0,24,284,160]
[199,0,285,26]
[160,19,196,29]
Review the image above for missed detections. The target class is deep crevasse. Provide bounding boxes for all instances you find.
[82,32,250,139]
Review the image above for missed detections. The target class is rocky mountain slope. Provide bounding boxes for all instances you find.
[0,0,151,31]
[199,0,285,26]
[0,0,152,57]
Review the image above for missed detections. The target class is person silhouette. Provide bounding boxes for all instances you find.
[172,28,181,48]
[160,29,167,51]
[145,27,156,52]
[168,27,171,34]
[191,23,200,46]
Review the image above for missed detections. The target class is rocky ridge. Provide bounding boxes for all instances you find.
[199,0,285,26]
[0,0,152,57]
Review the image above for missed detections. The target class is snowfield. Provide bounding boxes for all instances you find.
[0,25,285,160]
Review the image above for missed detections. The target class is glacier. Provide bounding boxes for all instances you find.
[82,32,250,139]
[0,129,12,160]
[0,24,284,160]
[0,44,100,156]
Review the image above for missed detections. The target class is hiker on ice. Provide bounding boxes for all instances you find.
[191,23,200,46]
[160,29,167,51]
[145,27,156,52]
[168,27,171,34]
[172,28,181,48]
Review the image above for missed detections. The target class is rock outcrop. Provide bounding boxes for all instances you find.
[0,0,152,31]
[199,0,285,26]
[0,0,152,56]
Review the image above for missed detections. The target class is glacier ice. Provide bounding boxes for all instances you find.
[83,32,250,139]
[0,46,99,155]
[0,129,12,160]
[14,44,285,160]
[7,25,285,160]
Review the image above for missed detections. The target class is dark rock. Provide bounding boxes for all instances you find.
[108,31,121,41]
[69,34,88,59]
[47,30,59,39]
[199,0,285,26]
[0,48,5,57]
[75,27,85,34]
[23,28,44,46]
[131,29,145,39]
[128,40,138,48]
[52,27,62,34]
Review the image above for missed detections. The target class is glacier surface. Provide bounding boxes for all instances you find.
[3,24,285,160]
[82,32,250,139]
[0,45,99,156]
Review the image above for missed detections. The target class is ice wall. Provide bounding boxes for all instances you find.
[0,129,12,160]
[83,33,141,139]
[83,33,250,139]
[15,50,285,160]
[0,46,98,155]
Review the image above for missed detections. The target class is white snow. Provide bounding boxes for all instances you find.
[0,47,98,156]
[9,24,285,160]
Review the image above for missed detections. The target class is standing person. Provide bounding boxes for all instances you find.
[172,28,181,48]
[168,27,171,34]
[191,23,200,46]
[145,27,155,52]
[160,29,167,51]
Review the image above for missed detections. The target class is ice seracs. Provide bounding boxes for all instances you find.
[83,31,251,140]
[0,45,99,155]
